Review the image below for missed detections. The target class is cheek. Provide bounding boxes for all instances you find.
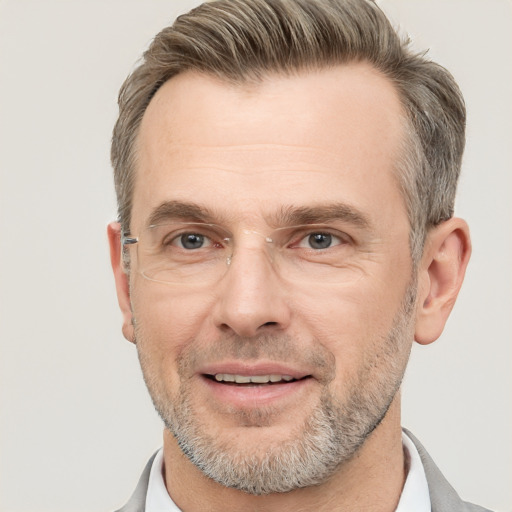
[290,279,410,377]
[131,282,218,360]
[294,277,404,336]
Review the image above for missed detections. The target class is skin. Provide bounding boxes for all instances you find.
[108,63,471,511]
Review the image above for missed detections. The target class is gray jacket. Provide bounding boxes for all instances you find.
[116,429,492,512]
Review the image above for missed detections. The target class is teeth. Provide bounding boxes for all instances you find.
[250,375,270,383]
[214,374,295,383]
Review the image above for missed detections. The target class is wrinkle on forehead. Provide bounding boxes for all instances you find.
[139,142,385,183]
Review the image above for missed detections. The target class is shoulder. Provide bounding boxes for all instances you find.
[403,429,494,512]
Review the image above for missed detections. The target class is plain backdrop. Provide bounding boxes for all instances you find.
[0,1,510,511]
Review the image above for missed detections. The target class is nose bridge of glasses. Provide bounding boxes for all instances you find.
[235,228,275,250]
[225,228,278,267]
[226,236,275,277]
[241,228,274,243]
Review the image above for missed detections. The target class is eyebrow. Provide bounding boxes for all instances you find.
[147,201,220,226]
[146,200,371,230]
[270,203,371,230]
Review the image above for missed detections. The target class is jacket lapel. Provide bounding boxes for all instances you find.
[115,452,157,512]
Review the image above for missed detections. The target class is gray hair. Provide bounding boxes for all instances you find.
[111,0,466,261]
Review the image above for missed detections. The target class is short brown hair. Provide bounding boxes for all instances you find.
[111,0,466,260]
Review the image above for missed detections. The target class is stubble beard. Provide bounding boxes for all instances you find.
[135,283,416,495]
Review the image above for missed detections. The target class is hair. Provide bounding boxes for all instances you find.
[111,0,466,261]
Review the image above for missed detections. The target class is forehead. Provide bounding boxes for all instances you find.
[133,64,407,231]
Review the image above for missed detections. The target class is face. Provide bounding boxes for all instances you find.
[125,65,416,493]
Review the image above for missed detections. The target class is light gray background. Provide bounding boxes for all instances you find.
[0,1,510,511]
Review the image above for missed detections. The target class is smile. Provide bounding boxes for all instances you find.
[213,374,297,384]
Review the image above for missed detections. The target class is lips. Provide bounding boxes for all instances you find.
[213,373,296,384]
[196,362,313,408]
[199,361,311,383]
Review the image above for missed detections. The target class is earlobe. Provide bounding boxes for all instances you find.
[107,222,135,344]
[414,218,471,345]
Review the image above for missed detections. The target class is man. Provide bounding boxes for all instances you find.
[107,0,488,510]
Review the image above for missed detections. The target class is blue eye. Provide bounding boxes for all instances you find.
[177,233,209,249]
[296,231,345,250]
[307,233,333,249]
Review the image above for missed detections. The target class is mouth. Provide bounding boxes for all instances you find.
[197,365,314,409]
[195,359,316,410]
[204,373,310,385]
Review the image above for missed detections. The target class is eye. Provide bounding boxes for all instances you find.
[296,231,345,250]
[173,232,212,250]
[307,233,332,249]
[152,223,231,253]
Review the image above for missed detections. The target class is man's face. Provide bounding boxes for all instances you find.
[126,64,416,493]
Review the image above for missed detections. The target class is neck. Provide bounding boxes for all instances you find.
[163,395,405,512]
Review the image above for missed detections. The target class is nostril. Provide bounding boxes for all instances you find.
[263,322,278,327]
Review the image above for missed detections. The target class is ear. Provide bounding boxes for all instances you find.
[107,222,135,344]
[414,217,471,345]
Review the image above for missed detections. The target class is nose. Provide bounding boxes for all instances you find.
[212,246,291,338]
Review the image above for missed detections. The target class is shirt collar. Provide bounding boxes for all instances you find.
[396,430,431,512]
[145,448,181,511]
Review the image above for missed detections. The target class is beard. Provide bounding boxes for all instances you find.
[134,282,416,495]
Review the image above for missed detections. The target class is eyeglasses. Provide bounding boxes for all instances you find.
[122,222,353,285]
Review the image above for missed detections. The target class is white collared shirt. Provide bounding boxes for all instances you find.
[396,432,431,512]
[145,431,431,511]
[145,448,180,512]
